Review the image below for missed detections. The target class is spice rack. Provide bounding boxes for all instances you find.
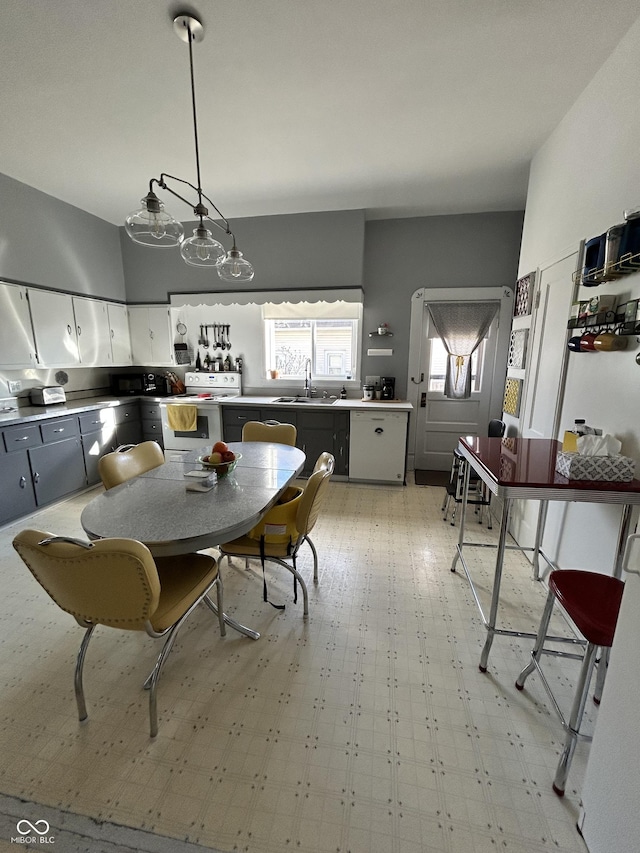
[567,304,639,335]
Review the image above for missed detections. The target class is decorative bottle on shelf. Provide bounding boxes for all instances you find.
[340,386,347,399]
[203,352,211,371]
[223,355,231,371]
[195,350,202,371]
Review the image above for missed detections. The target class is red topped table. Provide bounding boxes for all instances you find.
[450,436,640,671]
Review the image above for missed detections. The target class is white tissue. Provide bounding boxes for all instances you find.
[576,434,622,456]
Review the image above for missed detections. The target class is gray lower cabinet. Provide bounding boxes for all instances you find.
[0,449,37,521]
[78,410,116,486]
[140,402,164,447]
[222,406,261,442]
[114,401,142,447]
[295,410,349,476]
[221,405,348,476]
[0,401,148,526]
[1,417,86,523]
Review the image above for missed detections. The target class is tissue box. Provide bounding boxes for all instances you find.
[555,451,635,482]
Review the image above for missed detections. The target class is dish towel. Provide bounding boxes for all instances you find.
[167,404,197,431]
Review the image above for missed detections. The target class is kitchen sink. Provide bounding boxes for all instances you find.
[274,396,337,405]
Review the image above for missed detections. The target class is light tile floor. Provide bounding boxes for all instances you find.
[0,480,591,853]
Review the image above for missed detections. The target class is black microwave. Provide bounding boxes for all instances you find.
[111,372,172,397]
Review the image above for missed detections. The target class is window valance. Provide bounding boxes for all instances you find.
[170,288,363,311]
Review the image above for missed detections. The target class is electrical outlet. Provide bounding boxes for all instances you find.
[365,375,381,386]
[8,380,22,393]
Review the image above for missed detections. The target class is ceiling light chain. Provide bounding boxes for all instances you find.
[124,13,254,282]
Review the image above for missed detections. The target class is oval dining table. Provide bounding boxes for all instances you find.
[80,441,306,640]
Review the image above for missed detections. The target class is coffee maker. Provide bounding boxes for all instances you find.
[380,376,396,400]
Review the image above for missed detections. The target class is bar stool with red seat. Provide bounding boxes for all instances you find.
[515,569,624,796]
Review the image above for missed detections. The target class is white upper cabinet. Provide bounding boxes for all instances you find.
[28,289,80,367]
[128,305,174,366]
[0,282,37,368]
[25,289,131,368]
[107,303,133,366]
[73,296,113,366]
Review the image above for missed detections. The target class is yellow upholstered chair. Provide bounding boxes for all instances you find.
[242,420,297,446]
[98,441,165,489]
[219,456,334,614]
[312,451,335,476]
[12,529,225,737]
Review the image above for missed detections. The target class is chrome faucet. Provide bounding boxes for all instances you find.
[304,358,312,397]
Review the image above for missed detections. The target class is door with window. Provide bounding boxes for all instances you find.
[411,287,513,472]
[414,313,498,470]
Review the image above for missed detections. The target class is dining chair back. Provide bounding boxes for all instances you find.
[242,420,297,445]
[515,568,624,796]
[98,441,165,489]
[442,419,505,526]
[12,529,225,737]
[219,454,335,615]
[313,451,335,475]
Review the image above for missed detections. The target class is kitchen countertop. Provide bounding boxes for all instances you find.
[219,396,413,412]
[0,395,138,428]
[0,393,412,429]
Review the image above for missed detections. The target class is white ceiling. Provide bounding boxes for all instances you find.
[1,0,638,226]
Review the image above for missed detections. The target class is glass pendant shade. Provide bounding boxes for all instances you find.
[180,226,226,267]
[217,247,255,282]
[125,196,184,247]
[123,14,255,280]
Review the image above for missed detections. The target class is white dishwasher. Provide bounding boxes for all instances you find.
[349,410,407,484]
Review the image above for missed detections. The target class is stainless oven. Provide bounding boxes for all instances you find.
[160,372,241,454]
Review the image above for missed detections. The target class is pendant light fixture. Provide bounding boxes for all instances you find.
[125,13,254,282]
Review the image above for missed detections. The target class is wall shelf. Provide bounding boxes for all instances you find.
[567,310,638,335]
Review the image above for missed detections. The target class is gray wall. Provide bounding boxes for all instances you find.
[362,212,524,397]
[0,171,524,401]
[0,173,126,301]
[119,209,366,301]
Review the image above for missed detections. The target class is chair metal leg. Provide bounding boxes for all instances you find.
[593,646,610,705]
[552,642,598,796]
[266,556,309,616]
[200,576,226,636]
[515,585,556,690]
[442,492,452,522]
[147,623,183,738]
[304,534,319,583]
[203,554,260,640]
[74,624,96,722]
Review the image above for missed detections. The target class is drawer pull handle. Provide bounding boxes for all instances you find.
[375,427,384,434]
[53,428,65,433]
[33,472,40,484]
[15,436,29,441]
[19,476,26,489]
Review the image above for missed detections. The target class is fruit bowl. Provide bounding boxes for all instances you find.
[197,452,241,476]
